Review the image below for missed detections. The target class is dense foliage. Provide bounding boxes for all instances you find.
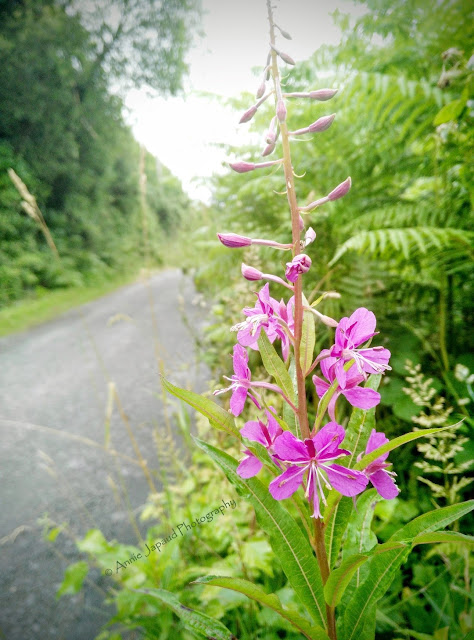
[0,0,196,307]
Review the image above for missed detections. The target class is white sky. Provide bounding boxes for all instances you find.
[124,0,366,202]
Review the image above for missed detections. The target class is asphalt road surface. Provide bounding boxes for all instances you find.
[0,269,209,639]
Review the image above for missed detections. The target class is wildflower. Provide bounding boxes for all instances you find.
[242,263,295,291]
[313,356,381,420]
[237,408,283,478]
[299,177,352,212]
[269,424,368,518]
[232,283,287,349]
[285,254,311,282]
[229,159,283,173]
[360,430,399,499]
[328,307,391,389]
[284,88,338,101]
[214,344,260,416]
[218,233,292,250]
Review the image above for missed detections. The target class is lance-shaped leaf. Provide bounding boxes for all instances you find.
[162,377,240,439]
[192,576,330,640]
[389,500,474,542]
[194,438,327,629]
[355,424,458,470]
[300,294,315,375]
[412,531,474,546]
[324,541,406,608]
[136,588,237,640]
[258,331,296,403]
[324,495,353,569]
[342,544,410,640]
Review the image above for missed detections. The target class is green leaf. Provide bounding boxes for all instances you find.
[342,489,382,560]
[342,544,410,640]
[433,88,468,125]
[390,500,474,542]
[324,554,367,607]
[413,531,474,546]
[355,425,457,470]
[283,356,298,434]
[325,496,353,569]
[137,588,236,640]
[192,576,330,640]
[325,542,405,609]
[162,377,240,439]
[258,331,296,403]
[56,561,89,598]
[194,438,327,629]
[300,295,315,375]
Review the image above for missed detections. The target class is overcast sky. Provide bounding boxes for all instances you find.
[124,0,366,202]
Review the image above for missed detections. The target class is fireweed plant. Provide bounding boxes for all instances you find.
[163,3,473,639]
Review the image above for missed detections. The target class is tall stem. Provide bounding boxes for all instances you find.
[267,0,309,440]
[314,519,337,639]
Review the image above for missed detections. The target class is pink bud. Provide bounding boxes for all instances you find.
[308,88,338,101]
[285,254,312,283]
[328,176,352,201]
[239,104,258,124]
[308,114,336,133]
[229,161,256,173]
[256,79,266,99]
[276,99,287,123]
[304,227,316,246]
[270,43,295,65]
[241,263,263,281]
[261,141,276,157]
[265,116,278,144]
[217,233,252,248]
[299,215,305,231]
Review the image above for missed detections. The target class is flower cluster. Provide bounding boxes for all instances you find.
[213,10,398,521]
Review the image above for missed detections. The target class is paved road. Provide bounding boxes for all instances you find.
[0,269,209,639]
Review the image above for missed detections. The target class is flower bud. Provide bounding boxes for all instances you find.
[261,141,276,157]
[241,263,264,281]
[265,116,278,144]
[299,215,305,231]
[308,88,338,101]
[270,43,295,65]
[256,79,266,99]
[304,227,316,246]
[276,99,287,123]
[239,104,258,124]
[328,176,352,201]
[217,233,252,248]
[285,254,312,283]
[308,114,336,133]
[229,161,256,173]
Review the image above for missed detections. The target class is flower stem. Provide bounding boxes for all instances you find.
[267,0,310,440]
[313,518,337,639]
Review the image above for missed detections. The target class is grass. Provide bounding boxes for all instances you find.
[0,270,141,337]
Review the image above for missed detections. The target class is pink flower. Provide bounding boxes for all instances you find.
[329,307,391,389]
[232,284,288,351]
[214,344,260,416]
[237,408,283,478]
[285,254,312,282]
[217,233,252,248]
[313,356,381,420]
[269,424,368,518]
[361,430,399,499]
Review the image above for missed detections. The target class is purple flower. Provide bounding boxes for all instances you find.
[329,307,391,389]
[237,408,283,478]
[285,254,312,283]
[217,233,252,248]
[214,344,260,416]
[312,356,381,420]
[269,424,368,518]
[232,284,288,351]
[361,430,399,499]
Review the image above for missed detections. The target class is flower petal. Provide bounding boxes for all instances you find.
[230,386,247,416]
[365,428,389,461]
[269,465,306,499]
[272,431,309,462]
[343,386,381,411]
[358,347,391,374]
[240,420,267,445]
[324,463,368,496]
[265,408,283,441]
[346,307,377,347]
[233,344,250,380]
[312,374,330,399]
[237,451,263,479]
[312,422,346,457]
[369,469,399,499]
